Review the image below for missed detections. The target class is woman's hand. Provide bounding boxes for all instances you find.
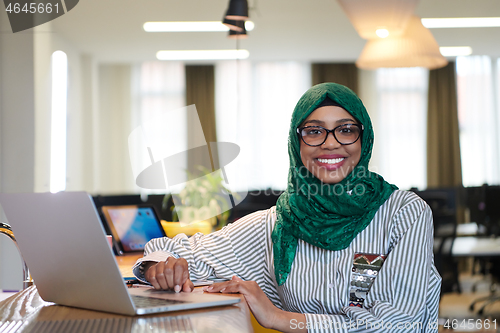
[144,257,194,293]
[204,276,279,328]
[204,276,307,331]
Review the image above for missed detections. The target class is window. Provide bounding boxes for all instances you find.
[50,51,68,193]
[215,61,311,191]
[130,62,186,194]
[374,67,428,190]
[457,56,500,186]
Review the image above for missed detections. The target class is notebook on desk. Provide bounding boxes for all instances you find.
[0,192,239,316]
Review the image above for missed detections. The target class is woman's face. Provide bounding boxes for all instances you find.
[299,105,362,184]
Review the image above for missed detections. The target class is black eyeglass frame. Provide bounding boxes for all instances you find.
[296,124,364,146]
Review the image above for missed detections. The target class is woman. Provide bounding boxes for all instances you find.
[133,83,440,332]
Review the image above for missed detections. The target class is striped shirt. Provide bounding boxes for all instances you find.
[133,190,440,332]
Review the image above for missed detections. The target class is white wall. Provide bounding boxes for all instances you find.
[0,14,100,289]
[75,54,100,192]
[34,23,53,193]
[95,64,135,194]
[0,9,36,291]
[31,21,136,195]
[358,69,380,174]
[34,25,97,194]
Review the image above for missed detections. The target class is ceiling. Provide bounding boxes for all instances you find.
[51,0,500,63]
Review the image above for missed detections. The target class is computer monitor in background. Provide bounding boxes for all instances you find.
[411,187,460,294]
[411,188,458,236]
[465,185,487,226]
[464,185,500,236]
[485,186,500,234]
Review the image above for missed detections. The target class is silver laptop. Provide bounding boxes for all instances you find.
[0,192,240,315]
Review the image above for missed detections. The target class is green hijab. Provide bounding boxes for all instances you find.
[272,83,398,286]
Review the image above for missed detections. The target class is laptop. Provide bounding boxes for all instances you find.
[0,192,240,315]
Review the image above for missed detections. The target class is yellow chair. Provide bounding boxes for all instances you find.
[250,313,281,333]
[161,220,213,238]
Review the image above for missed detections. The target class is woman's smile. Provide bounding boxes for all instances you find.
[315,154,346,170]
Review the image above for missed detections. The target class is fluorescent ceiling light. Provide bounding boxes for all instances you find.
[156,50,250,60]
[439,46,473,57]
[144,21,254,32]
[422,17,500,28]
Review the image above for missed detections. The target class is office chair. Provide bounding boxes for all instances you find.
[463,186,489,293]
[413,188,461,296]
[469,186,500,315]
[227,189,282,222]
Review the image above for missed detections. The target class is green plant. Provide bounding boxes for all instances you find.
[163,166,238,230]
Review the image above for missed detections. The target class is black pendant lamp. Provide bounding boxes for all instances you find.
[225,0,249,21]
[223,17,245,32]
[228,26,247,39]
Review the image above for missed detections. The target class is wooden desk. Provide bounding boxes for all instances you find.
[438,236,500,257]
[115,253,143,278]
[452,237,500,257]
[456,222,483,236]
[0,254,253,333]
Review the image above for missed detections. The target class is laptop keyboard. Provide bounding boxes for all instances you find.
[135,317,195,333]
[131,295,187,308]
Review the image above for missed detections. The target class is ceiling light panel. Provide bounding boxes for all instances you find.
[156,50,250,60]
[144,21,254,32]
[439,47,473,57]
[422,17,500,28]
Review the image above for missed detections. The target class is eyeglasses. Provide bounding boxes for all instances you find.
[296,124,364,146]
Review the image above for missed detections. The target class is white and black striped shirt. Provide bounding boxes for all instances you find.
[133,190,440,332]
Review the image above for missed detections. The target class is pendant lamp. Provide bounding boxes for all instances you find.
[356,16,448,69]
[225,0,249,21]
[223,17,245,32]
[337,0,419,39]
[228,25,247,39]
